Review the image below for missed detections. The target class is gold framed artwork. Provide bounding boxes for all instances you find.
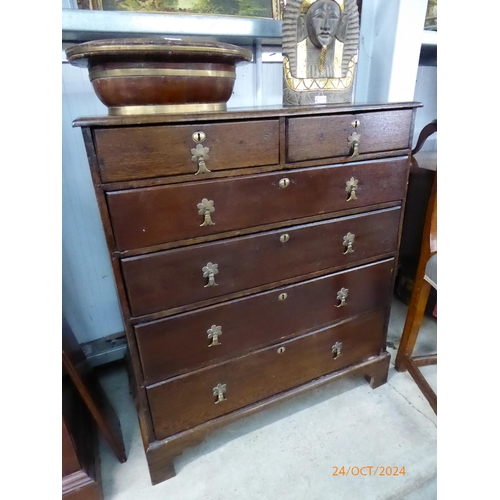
[77,0,282,20]
[425,0,437,30]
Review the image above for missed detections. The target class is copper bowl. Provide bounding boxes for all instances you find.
[65,38,252,115]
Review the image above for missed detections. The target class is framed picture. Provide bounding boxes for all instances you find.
[78,0,282,20]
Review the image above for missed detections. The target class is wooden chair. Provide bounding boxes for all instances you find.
[394,120,437,414]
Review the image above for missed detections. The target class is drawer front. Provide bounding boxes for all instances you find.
[287,109,413,162]
[147,309,386,439]
[107,157,409,251]
[94,120,280,183]
[137,259,394,384]
[122,207,401,317]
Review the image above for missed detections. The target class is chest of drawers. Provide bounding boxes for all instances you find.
[75,102,420,485]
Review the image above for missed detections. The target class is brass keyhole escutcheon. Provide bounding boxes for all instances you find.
[351,119,360,128]
[192,131,206,143]
[280,233,290,243]
[278,293,288,301]
[279,178,290,188]
[277,346,286,354]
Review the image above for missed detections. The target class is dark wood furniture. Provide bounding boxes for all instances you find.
[62,316,127,499]
[74,102,420,485]
[395,121,437,414]
[395,120,437,307]
[62,316,127,463]
[63,379,103,500]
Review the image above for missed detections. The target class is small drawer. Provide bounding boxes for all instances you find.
[121,207,401,317]
[94,119,280,183]
[147,309,386,440]
[136,259,394,384]
[107,157,409,251]
[287,109,413,162]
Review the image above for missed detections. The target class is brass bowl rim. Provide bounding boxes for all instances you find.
[66,37,253,68]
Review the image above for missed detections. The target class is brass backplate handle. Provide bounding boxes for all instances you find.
[202,262,219,287]
[345,177,359,202]
[213,383,227,404]
[191,143,211,175]
[348,131,360,158]
[207,325,222,347]
[343,232,355,254]
[332,341,343,359]
[334,287,348,308]
[198,198,215,226]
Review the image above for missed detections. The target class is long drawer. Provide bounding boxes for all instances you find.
[94,119,280,182]
[147,309,386,440]
[122,207,401,317]
[136,259,394,384]
[286,109,413,162]
[107,157,409,251]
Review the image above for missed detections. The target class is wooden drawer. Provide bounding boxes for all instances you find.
[122,207,401,317]
[107,157,409,251]
[287,109,413,162]
[136,259,394,384]
[94,120,280,183]
[147,309,386,439]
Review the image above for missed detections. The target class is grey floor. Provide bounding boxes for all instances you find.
[96,296,437,500]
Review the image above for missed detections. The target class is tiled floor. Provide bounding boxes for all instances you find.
[96,296,437,500]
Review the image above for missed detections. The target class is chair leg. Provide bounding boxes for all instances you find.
[402,354,437,414]
[395,277,432,372]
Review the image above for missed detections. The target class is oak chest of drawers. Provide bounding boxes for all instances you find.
[75,102,420,485]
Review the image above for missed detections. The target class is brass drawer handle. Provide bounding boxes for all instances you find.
[348,131,360,158]
[207,325,222,347]
[332,341,343,359]
[198,198,215,227]
[343,232,355,254]
[278,292,288,301]
[277,346,286,354]
[334,287,348,308]
[345,177,358,202]
[191,143,211,175]
[202,262,219,287]
[279,178,290,188]
[280,233,290,243]
[213,383,227,404]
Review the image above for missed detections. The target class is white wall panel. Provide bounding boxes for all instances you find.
[62,55,259,343]
[62,62,124,343]
[412,65,437,151]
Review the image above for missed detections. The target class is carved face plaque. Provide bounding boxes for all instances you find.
[282,0,360,106]
[306,0,342,48]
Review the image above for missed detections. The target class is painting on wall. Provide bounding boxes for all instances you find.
[77,0,280,19]
[425,0,437,30]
